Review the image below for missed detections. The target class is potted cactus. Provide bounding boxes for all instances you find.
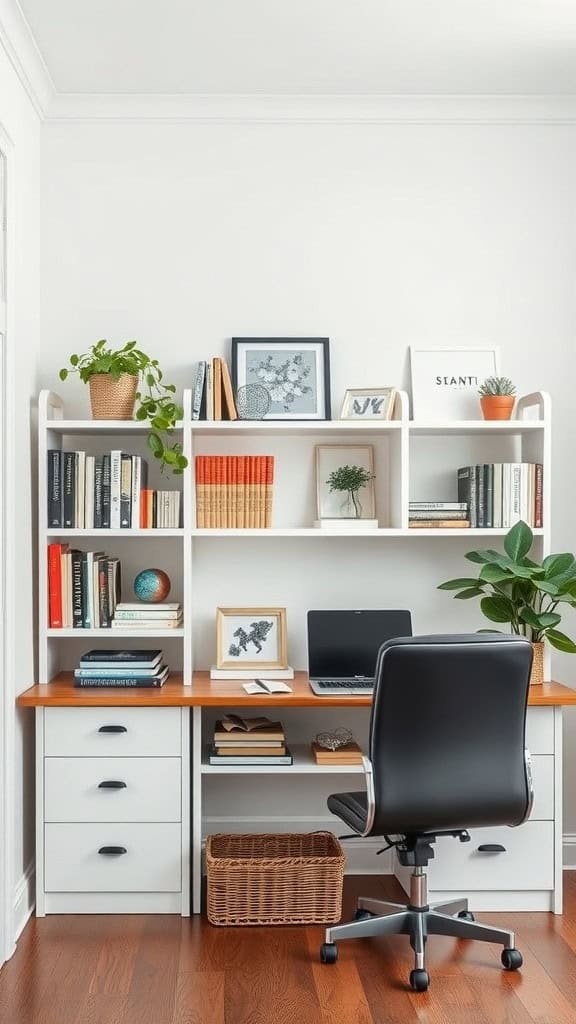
[478,376,516,420]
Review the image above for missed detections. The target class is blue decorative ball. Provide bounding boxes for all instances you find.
[134,568,171,603]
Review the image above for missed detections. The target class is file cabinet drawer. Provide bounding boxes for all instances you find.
[526,708,554,755]
[45,822,182,892]
[45,707,181,757]
[45,757,181,823]
[429,821,553,892]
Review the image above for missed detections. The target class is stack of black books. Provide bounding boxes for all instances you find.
[73,649,169,688]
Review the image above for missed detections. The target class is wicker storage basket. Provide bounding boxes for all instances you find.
[89,372,138,420]
[206,832,345,926]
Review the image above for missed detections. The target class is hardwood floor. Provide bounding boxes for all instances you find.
[3,875,576,1024]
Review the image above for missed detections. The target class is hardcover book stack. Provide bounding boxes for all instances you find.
[195,455,274,528]
[111,602,183,631]
[457,463,543,529]
[311,740,364,766]
[192,358,237,421]
[48,544,121,628]
[74,649,169,688]
[47,449,181,529]
[209,714,292,765]
[409,502,470,529]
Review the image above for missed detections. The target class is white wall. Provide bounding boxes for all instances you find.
[0,42,41,950]
[40,119,576,829]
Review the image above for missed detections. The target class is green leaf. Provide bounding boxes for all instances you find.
[465,549,502,564]
[59,368,68,381]
[479,564,512,584]
[543,553,575,578]
[124,341,137,350]
[438,578,483,591]
[147,432,163,455]
[504,520,533,562]
[454,588,485,599]
[480,595,514,624]
[535,580,560,596]
[135,407,148,420]
[546,629,576,654]
[70,353,79,366]
[519,608,561,630]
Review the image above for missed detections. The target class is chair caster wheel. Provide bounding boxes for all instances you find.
[320,943,338,964]
[501,948,523,971]
[410,969,429,992]
[458,910,475,921]
[354,909,374,921]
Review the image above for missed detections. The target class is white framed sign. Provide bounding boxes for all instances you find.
[410,346,500,420]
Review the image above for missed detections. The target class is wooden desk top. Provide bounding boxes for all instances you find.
[16,672,576,708]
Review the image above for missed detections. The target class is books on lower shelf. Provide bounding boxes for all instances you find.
[74,648,169,687]
[209,714,292,765]
[311,741,364,765]
[47,449,181,529]
[409,501,470,529]
[111,602,183,630]
[457,463,543,529]
[47,544,121,628]
[195,455,274,528]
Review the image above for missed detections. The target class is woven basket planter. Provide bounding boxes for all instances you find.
[206,832,345,926]
[89,373,138,420]
[530,641,545,686]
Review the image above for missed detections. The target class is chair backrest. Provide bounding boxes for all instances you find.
[368,634,533,836]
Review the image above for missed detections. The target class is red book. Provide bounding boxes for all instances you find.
[265,456,274,528]
[48,543,63,628]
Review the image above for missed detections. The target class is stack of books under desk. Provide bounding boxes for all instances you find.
[74,649,170,687]
[209,714,292,766]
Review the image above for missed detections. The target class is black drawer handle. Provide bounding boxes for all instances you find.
[98,846,127,856]
[477,844,506,853]
[97,780,127,790]
[98,725,127,734]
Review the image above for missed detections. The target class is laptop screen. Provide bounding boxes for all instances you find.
[307,610,412,679]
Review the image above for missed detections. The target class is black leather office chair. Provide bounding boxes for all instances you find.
[321,633,533,992]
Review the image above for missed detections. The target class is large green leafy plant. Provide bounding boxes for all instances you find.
[438,520,576,653]
[60,340,187,475]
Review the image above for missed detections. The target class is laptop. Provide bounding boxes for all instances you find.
[307,609,412,695]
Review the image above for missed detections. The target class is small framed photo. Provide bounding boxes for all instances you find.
[315,445,376,520]
[340,387,397,420]
[231,338,331,420]
[216,607,288,670]
[410,346,500,420]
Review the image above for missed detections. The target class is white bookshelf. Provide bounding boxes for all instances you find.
[38,388,551,686]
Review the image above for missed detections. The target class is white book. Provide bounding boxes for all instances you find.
[85,550,94,627]
[210,665,295,680]
[114,608,181,620]
[84,456,95,529]
[192,361,206,420]
[110,450,122,529]
[205,362,214,421]
[528,463,536,527]
[511,463,522,525]
[111,618,183,630]
[131,455,142,529]
[117,602,181,611]
[493,464,503,530]
[92,559,100,628]
[502,464,511,529]
[520,464,530,525]
[242,680,293,694]
[62,550,72,627]
[75,450,86,529]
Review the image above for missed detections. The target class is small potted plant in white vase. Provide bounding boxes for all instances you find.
[478,376,516,420]
[326,464,375,520]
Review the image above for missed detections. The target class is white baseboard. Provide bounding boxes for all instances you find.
[13,861,34,941]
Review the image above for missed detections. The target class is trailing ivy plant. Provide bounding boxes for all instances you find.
[59,340,187,475]
[438,520,576,652]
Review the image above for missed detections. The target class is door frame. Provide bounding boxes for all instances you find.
[0,122,16,966]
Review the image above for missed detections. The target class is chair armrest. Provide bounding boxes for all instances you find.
[361,755,376,837]
[521,747,534,824]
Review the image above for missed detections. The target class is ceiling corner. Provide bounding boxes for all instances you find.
[0,0,55,119]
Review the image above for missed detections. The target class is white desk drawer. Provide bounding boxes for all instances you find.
[530,756,554,820]
[429,821,553,892]
[45,757,181,823]
[526,708,554,754]
[45,708,181,757]
[45,822,181,892]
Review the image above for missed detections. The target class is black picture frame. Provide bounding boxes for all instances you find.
[231,338,331,420]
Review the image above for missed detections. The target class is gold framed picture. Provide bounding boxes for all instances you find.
[216,607,288,670]
[340,387,397,420]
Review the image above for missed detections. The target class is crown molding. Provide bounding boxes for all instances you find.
[45,92,576,125]
[0,0,54,118]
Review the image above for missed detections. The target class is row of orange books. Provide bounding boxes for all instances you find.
[195,455,274,528]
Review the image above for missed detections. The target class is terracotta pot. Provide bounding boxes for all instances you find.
[530,641,545,686]
[89,373,138,420]
[480,395,515,420]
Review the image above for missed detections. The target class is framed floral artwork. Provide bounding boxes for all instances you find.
[231,338,331,420]
[216,607,288,670]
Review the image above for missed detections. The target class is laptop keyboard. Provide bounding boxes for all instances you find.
[315,678,374,689]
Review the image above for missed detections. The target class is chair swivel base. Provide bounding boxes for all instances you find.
[319,874,523,992]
